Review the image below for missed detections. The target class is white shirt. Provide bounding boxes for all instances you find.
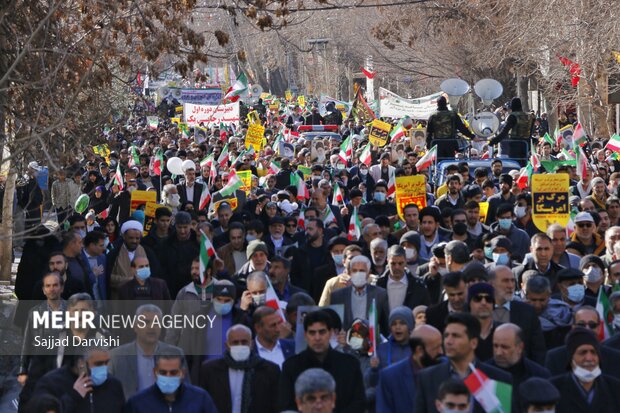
[255,339,285,369]
[229,369,244,413]
[186,183,195,202]
[387,275,408,311]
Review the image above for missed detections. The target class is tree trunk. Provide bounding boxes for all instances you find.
[0,165,16,281]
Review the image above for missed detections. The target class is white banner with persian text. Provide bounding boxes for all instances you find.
[378,88,446,120]
[183,102,240,126]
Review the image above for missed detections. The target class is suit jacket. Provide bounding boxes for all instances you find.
[177,182,203,210]
[415,360,513,413]
[108,340,184,400]
[425,300,450,333]
[603,333,620,351]
[545,343,620,380]
[508,300,547,364]
[375,270,431,310]
[117,277,171,301]
[376,357,417,413]
[278,348,365,413]
[198,356,281,413]
[330,285,390,337]
[81,250,107,300]
[550,373,620,413]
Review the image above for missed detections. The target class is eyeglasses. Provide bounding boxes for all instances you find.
[576,223,592,228]
[472,294,493,303]
[575,321,599,330]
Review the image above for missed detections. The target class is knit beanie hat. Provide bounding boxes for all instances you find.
[246,240,269,260]
[389,306,414,331]
[566,327,600,360]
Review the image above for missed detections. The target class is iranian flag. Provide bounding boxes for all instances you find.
[606,134,620,153]
[113,163,124,190]
[348,206,361,241]
[100,206,110,220]
[224,72,248,102]
[575,145,589,180]
[147,117,159,130]
[200,153,214,169]
[516,162,533,190]
[217,170,243,197]
[179,123,190,139]
[573,122,587,146]
[387,171,396,198]
[415,145,437,171]
[596,287,614,341]
[265,274,286,321]
[268,160,281,175]
[128,146,140,168]
[283,128,299,142]
[464,366,512,413]
[359,142,372,166]
[291,172,309,200]
[530,153,541,172]
[153,149,164,176]
[554,126,562,144]
[272,133,282,153]
[198,183,211,211]
[368,298,378,356]
[389,122,406,142]
[297,206,306,230]
[199,232,217,285]
[339,135,352,165]
[332,182,344,206]
[217,144,229,168]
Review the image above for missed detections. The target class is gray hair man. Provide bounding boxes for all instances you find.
[295,368,337,413]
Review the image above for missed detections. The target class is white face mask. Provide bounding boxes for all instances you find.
[329,335,339,348]
[351,271,367,288]
[438,267,449,276]
[584,266,603,283]
[229,345,251,362]
[168,193,180,207]
[614,314,620,328]
[251,293,266,306]
[573,364,601,382]
[514,205,527,219]
[405,248,417,261]
[349,336,364,350]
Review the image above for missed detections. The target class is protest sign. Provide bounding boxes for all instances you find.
[245,123,265,152]
[478,202,489,223]
[183,102,240,126]
[378,87,444,120]
[142,202,159,236]
[236,170,252,194]
[395,175,427,221]
[531,174,570,232]
[130,190,157,213]
[369,119,392,147]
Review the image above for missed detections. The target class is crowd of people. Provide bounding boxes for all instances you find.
[9,94,620,413]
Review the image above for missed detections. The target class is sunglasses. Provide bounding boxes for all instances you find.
[286,224,297,228]
[472,294,493,303]
[576,223,592,228]
[575,321,599,330]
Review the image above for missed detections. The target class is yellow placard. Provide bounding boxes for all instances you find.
[531,174,570,232]
[170,117,181,125]
[395,175,427,221]
[236,170,252,194]
[297,95,306,107]
[478,202,489,223]
[269,104,279,112]
[92,144,111,163]
[245,123,265,152]
[142,201,159,236]
[298,166,312,180]
[175,106,183,114]
[369,119,392,147]
[212,197,238,212]
[285,90,292,101]
[130,190,157,214]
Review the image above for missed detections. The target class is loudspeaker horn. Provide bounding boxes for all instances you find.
[440,78,470,108]
[474,79,503,106]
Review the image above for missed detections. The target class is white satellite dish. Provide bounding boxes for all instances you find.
[474,79,503,106]
[440,78,470,108]
[249,84,263,97]
[471,111,500,138]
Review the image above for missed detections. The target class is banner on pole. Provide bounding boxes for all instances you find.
[379,87,445,120]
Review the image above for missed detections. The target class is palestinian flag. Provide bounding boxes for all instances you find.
[415,145,437,171]
[198,183,211,211]
[359,142,372,166]
[199,232,216,285]
[596,287,614,341]
[516,162,533,190]
[332,182,344,206]
[290,172,308,201]
[464,367,512,413]
[217,170,243,197]
[153,149,164,176]
[224,72,248,102]
[606,134,620,153]
[128,146,140,168]
[217,144,229,168]
[368,298,378,356]
[573,122,587,146]
[339,135,352,165]
[389,122,407,142]
[348,206,361,241]
[268,161,281,175]
[113,163,124,190]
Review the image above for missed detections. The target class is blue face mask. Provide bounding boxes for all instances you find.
[156,375,181,394]
[213,301,233,315]
[492,252,509,266]
[90,365,108,386]
[567,284,585,303]
[374,192,386,202]
[136,267,151,281]
[332,254,344,266]
[484,246,494,260]
[498,218,512,231]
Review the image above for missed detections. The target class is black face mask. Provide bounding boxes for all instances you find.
[452,222,468,236]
